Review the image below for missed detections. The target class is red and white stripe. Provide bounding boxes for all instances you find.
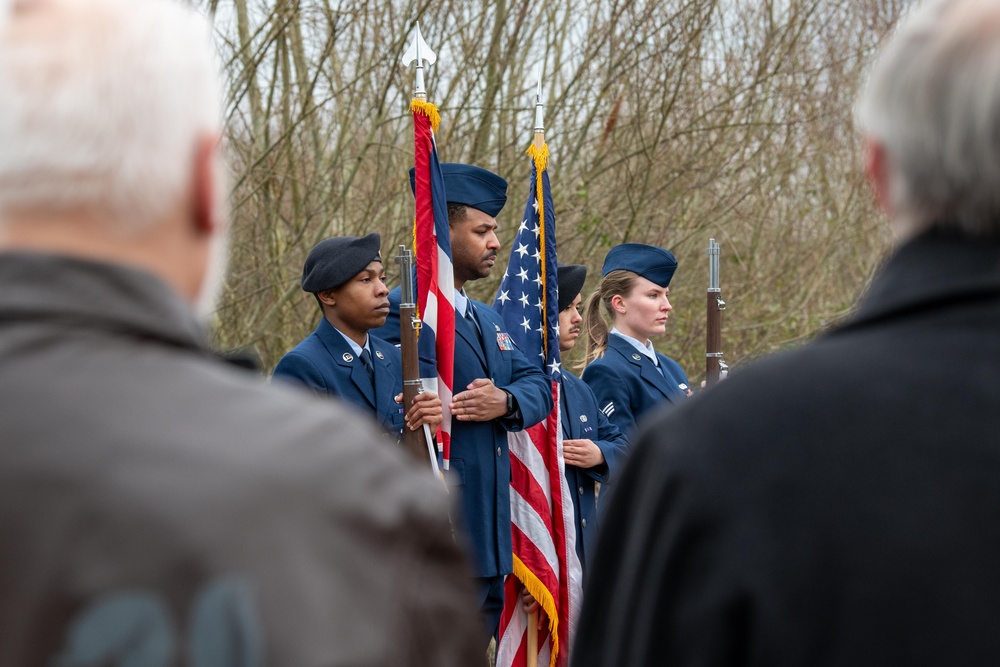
[498,382,583,667]
[412,109,455,466]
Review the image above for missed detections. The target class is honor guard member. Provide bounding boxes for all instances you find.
[581,244,691,437]
[520,264,630,618]
[372,163,552,642]
[519,262,627,637]
[273,233,442,438]
[555,263,629,575]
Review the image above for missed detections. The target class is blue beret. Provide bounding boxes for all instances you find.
[557,263,588,311]
[301,233,381,292]
[409,162,508,217]
[602,243,678,288]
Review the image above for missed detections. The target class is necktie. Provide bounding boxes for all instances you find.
[465,304,482,339]
[360,348,375,388]
[560,379,570,439]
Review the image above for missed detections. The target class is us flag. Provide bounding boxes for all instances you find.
[495,144,582,667]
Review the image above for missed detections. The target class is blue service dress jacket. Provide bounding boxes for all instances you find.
[374,286,553,578]
[560,370,629,577]
[581,333,690,438]
[272,318,405,437]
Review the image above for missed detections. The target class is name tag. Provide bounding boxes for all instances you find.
[496,332,514,351]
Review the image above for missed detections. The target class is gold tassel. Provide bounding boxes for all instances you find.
[512,554,561,667]
[410,98,441,133]
[526,142,551,361]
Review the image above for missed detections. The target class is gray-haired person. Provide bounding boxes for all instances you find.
[0,0,480,664]
[574,1,1000,665]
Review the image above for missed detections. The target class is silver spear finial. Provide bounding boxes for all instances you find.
[402,22,437,100]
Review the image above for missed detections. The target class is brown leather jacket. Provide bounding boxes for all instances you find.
[0,252,481,666]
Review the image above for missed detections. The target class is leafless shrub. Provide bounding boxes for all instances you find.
[203,0,912,379]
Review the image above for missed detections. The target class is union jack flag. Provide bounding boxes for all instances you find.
[495,145,582,667]
[411,100,455,467]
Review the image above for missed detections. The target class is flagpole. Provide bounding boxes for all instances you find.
[533,67,545,152]
[529,65,551,370]
[527,612,539,667]
[496,62,578,667]
[525,65,546,667]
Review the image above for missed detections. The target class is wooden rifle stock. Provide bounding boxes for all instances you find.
[705,238,726,387]
[395,245,434,467]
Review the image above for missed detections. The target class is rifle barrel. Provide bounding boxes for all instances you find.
[705,239,724,387]
[395,245,433,466]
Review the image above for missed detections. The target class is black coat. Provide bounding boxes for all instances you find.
[574,230,1000,666]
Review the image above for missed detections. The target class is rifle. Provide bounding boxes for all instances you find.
[395,245,437,468]
[705,238,727,387]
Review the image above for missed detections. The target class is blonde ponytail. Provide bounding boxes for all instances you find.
[579,270,639,370]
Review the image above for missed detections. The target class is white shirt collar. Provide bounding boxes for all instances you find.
[610,327,658,365]
[454,288,471,317]
[334,327,369,357]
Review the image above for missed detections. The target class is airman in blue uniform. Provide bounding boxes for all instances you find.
[581,244,691,438]
[516,264,631,621]
[273,233,442,439]
[555,263,629,575]
[371,164,552,641]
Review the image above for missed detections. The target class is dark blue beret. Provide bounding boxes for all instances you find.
[409,162,508,217]
[602,243,678,288]
[301,233,381,292]
[557,263,588,311]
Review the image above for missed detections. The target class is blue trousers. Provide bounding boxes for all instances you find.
[473,575,505,644]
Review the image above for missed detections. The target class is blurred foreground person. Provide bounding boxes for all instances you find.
[0,0,480,664]
[574,1,1000,665]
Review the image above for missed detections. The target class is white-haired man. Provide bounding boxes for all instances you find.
[574,1,1000,665]
[0,0,480,664]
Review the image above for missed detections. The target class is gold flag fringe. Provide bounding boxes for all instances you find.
[512,554,560,667]
[410,98,441,133]
[527,141,550,362]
